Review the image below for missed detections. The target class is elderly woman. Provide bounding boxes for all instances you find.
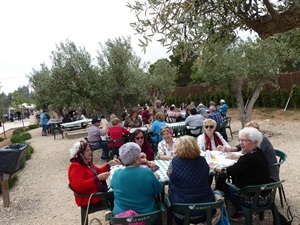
[168,136,215,224]
[68,141,120,209]
[197,118,230,152]
[209,127,271,221]
[110,143,163,215]
[157,127,177,160]
[146,112,166,143]
[129,129,155,161]
[124,108,142,128]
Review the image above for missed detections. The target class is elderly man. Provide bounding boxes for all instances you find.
[219,99,228,117]
[87,118,108,160]
[197,103,208,118]
[153,99,166,116]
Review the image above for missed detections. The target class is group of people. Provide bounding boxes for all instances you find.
[68,111,280,224]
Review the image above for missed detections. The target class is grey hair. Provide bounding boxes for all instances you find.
[239,127,263,147]
[119,142,141,166]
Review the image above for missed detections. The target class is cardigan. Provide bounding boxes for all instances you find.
[68,162,110,206]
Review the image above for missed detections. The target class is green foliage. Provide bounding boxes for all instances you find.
[21,132,32,140]
[28,124,39,130]
[13,128,25,136]
[291,85,300,108]
[10,134,24,143]
[0,137,4,142]
[26,144,34,160]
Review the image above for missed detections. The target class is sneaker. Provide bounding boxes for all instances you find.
[230,213,245,222]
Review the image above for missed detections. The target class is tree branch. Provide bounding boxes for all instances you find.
[262,0,280,20]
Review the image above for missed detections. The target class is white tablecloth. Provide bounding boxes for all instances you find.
[61,119,92,128]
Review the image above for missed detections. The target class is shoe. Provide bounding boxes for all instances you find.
[230,213,245,222]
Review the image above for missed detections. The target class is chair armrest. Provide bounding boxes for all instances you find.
[105,209,113,221]
[225,182,241,192]
[164,196,172,207]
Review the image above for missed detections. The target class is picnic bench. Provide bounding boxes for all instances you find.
[64,128,89,139]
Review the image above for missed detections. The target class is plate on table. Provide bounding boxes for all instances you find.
[210,150,222,156]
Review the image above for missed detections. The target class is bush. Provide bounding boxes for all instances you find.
[0,137,4,142]
[13,128,25,136]
[26,144,34,160]
[10,134,25,143]
[21,132,32,140]
[28,124,39,130]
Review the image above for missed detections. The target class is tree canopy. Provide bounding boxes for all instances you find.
[127,0,300,51]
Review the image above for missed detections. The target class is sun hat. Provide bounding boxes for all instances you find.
[69,142,80,158]
[220,99,225,103]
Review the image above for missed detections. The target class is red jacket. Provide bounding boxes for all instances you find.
[107,126,130,147]
[68,162,110,206]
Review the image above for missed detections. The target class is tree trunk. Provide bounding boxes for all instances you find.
[236,79,266,127]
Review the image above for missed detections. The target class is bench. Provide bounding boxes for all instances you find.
[64,129,89,139]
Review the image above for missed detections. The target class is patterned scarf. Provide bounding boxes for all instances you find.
[205,132,223,150]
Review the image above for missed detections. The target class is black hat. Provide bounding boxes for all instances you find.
[92,118,101,124]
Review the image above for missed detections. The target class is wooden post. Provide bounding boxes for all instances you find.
[0,173,11,207]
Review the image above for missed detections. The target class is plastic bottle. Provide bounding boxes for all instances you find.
[205,150,212,163]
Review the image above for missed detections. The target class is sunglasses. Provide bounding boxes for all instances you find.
[204,125,215,129]
[135,136,144,140]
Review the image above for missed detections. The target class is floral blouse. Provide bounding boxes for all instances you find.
[157,138,177,157]
[124,115,142,128]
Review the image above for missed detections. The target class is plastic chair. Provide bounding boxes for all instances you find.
[49,123,64,140]
[105,209,163,225]
[149,132,160,154]
[186,125,202,138]
[222,117,233,139]
[165,196,224,225]
[69,184,111,225]
[107,138,124,160]
[270,149,287,208]
[225,180,283,225]
[84,137,106,163]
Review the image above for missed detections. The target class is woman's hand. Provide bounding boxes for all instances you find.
[225,153,240,160]
[217,145,226,151]
[208,162,215,170]
[97,172,110,181]
[108,158,121,167]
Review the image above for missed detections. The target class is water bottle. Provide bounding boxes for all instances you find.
[205,150,211,163]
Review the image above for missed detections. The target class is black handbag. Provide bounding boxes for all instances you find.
[278,211,292,225]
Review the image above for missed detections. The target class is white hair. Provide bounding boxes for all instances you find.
[239,127,263,147]
[119,142,141,166]
[69,142,80,158]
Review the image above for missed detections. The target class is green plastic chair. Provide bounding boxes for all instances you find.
[186,125,203,137]
[225,180,283,225]
[105,210,163,225]
[270,149,287,208]
[107,138,124,160]
[223,117,233,139]
[165,196,224,225]
[69,184,111,225]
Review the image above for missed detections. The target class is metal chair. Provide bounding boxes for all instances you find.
[165,196,224,225]
[270,149,287,208]
[69,184,110,225]
[225,180,283,225]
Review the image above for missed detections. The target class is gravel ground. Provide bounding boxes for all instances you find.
[0,114,299,225]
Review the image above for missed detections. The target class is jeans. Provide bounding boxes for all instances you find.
[91,141,108,159]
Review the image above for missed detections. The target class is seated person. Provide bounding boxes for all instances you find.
[68,141,120,209]
[124,108,142,128]
[218,99,228,117]
[107,117,130,149]
[167,135,215,224]
[166,106,181,123]
[157,127,177,160]
[185,108,204,137]
[110,143,163,215]
[197,118,230,152]
[209,127,271,221]
[141,107,149,124]
[130,129,155,161]
[224,121,279,181]
[146,112,166,143]
[87,118,108,160]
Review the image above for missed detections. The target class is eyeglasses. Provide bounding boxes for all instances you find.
[135,136,144,140]
[238,139,252,143]
[204,125,214,129]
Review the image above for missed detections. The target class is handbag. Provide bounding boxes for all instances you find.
[275,185,293,225]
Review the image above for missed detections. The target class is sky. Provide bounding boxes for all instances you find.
[0,0,170,95]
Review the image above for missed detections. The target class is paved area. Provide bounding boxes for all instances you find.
[0,119,33,134]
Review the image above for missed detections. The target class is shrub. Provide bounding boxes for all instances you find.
[0,137,4,142]
[26,144,34,160]
[21,132,32,140]
[13,128,25,136]
[28,124,39,130]
[10,134,25,143]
